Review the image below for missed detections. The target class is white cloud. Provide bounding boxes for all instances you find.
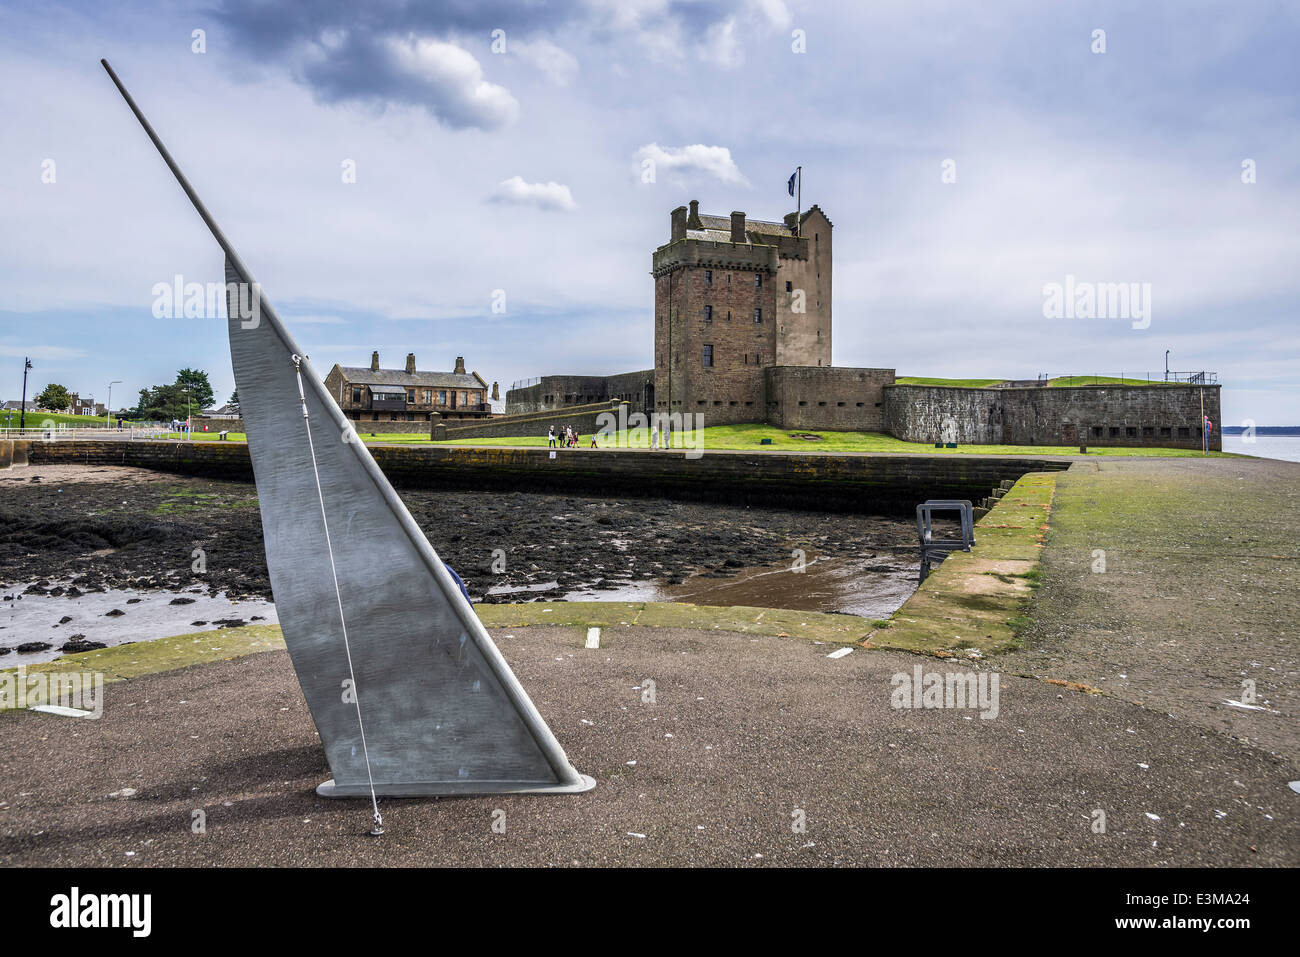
[635,143,749,184]
[488,176,578,212]
[750,0,792,30]
[701,18,743,68]
[383,35,519,129]
[512,38,579,87]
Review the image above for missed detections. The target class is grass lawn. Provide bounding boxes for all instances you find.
[893,376,1004,388]
[172,423,1226,457]
[892,374,1180,389]
[0,411,135,429]
[431,423,1228,457]
[1046,375,1178,388]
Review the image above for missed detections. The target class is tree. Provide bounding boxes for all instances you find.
[36,383,70,411]
[228,390,239,412]
[176,368,215,410]
[130,370,215,422]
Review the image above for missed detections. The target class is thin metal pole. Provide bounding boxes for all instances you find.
[20,358,30,430]
[100,60,256,290]
[796,166,802,236]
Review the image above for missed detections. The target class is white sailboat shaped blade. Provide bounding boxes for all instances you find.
[103,59,593,797]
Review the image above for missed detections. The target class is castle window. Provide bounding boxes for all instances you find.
[1125,427,1136,438]
[1109,427,1120,437]
[755,273,762,289]
[1160,427,1171,437]
[704,305,713,322]
[705,270,712,285]
[1092,426,1104,437]
[754,308,762,323]
[702,344,714,367]
[785,281,792,292]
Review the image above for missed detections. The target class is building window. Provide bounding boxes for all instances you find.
[423,390,432,404]
[407,390,416,403]
[705,270,712,285]
[704,305,713,322]
[785,281,792,292]
[440,390,447,405]
[702,344,714,367]
[754,308,762,323]
[755,273,762,289]
[462,392,469,405]
[352,388,361,404]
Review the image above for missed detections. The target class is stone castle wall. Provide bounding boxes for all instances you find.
[884,383,1222,450]
[765,366,896,431]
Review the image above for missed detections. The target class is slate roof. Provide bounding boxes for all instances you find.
[337,367,483,389]
[687,206,830,244]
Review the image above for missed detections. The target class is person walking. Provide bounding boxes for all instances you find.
[650,424,659,450]
[548,425,556,448]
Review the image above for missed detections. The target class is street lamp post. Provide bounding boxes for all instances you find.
[1165,350,1170,382]
[107,380,121,428]
[20,357,32,430]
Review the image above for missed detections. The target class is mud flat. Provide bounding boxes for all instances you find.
[0,464,929,622]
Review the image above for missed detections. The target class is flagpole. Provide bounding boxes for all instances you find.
[796,166,802,235]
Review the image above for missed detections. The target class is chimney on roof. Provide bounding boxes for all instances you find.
[405,353,416,374]
[370,351,380,372]
[730,211,746,243]
[686,199,703,231]
[670,205,687,242]
[491,382,500,401]
[454,356,466,374]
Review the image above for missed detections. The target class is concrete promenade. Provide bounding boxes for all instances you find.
[0,455,1295,865]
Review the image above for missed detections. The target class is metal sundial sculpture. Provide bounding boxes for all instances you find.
[101,60,595,831]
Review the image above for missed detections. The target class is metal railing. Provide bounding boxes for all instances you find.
[510,377,542,391]
[0,425,173,441]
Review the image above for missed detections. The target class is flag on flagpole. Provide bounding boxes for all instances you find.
[787,170,798,196]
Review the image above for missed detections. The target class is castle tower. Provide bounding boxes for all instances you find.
[651,201,832,424]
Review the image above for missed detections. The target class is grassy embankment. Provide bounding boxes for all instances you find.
[0,411,135,429]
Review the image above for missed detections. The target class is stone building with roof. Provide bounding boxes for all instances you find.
[501,198,1218,449]
[324,352,497,425]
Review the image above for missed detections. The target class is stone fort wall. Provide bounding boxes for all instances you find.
[883,383,1221,450]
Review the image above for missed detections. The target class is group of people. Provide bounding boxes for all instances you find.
[548,425,597,448]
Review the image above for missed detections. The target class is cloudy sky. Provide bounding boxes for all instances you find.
[1,0,1296,423]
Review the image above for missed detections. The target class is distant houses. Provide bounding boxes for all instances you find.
[323,352,498,425]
